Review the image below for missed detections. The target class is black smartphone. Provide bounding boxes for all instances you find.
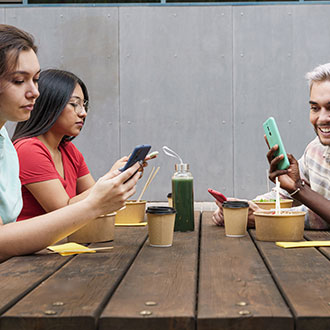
[119,144,152,172]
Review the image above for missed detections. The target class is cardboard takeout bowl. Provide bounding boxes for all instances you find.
[68,213,115,243]
[115,200,147,224]
[254,211,305,242]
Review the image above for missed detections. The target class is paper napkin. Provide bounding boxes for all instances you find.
[47,242,96,256]
[276,241,330,249]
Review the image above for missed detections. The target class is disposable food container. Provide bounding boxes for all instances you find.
[254,211,305,242]
[115,200,147,224]
[68,213,115,243]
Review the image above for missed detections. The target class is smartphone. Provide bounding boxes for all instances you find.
[263,117,290,170]
[119,144,152,172]
[208,188,227,203]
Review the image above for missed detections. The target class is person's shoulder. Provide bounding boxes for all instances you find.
[304,137,323,154]
[15,137,42,147]
[0,126,9,139]
[15,137,48,154]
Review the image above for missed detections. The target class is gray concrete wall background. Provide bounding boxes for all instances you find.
[2,4,324,201]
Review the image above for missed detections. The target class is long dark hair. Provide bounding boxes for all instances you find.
[0,24,37,85]
[12,69,89,143]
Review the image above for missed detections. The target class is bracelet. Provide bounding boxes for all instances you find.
[289,180,305,197]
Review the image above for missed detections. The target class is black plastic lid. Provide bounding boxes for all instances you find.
[167,193,172,198]
[146,206,176,215]
[222,201,249,209]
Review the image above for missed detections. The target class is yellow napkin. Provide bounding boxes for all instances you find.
[115,222,147,227]
[276,241,330,249]
[47,243,96,256]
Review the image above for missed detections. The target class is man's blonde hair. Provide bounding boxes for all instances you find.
[305,63,330,91]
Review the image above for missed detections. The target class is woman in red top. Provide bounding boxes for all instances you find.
[12,69,131,220]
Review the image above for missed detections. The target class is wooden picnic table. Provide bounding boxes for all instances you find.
[0,211,329,330]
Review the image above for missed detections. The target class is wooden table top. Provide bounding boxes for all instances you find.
[0,211,329,330]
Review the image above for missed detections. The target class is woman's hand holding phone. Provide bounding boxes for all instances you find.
[110,148,158,181]
[110,156,129,173]
[88,162,140,215]
[119,145,151,172]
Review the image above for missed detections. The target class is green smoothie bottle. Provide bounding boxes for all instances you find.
[172,163,194,232]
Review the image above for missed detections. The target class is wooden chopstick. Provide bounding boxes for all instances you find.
[136,166,160,202]
[47,246,113,254]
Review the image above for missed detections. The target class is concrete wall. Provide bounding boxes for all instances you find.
[2,4,327,201]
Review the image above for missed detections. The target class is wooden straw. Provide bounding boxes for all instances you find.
[47,246,113,254]
[136,167,155,202]
[137,166,160,202]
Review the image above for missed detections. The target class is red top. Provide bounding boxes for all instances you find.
[14,137,90,221]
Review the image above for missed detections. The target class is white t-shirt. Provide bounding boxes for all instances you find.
[0,126,22,224]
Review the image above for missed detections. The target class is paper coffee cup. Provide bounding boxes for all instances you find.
[167,193,173,207]
[223,201,249,237]
[146,206,176,247]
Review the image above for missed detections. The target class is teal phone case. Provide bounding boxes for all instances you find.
[263,117,290,170]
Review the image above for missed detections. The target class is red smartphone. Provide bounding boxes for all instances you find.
[208,188,227,203]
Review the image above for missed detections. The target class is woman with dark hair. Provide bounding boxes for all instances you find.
[0,24,140,262]
[13,69,90,143]
[12,69,130,221]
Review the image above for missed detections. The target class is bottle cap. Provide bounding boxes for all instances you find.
[175,163,189,171]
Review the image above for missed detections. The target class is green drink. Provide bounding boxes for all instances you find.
[172,164,194,232]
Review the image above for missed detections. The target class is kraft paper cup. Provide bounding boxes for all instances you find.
[253,199,293,210]
[222,201,249,237]
[146,206,176,247]
[115,200,146,224]
[167,193,173,207]
[254,211,305,242]
[68,213,115,243]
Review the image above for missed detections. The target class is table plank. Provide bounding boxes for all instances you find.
[251,230,330,330]
[99,211,201,330]
[198,212,293,330]
[304,230,330,259]
[0,254,73,315]
[1,226,147,330]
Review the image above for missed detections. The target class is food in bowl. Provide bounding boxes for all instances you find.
[253,198,293,210]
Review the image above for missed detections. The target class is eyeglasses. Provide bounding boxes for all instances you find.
[69,98,89,115]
